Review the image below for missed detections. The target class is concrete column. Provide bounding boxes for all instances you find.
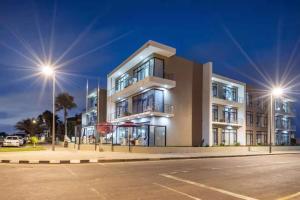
[202,62,213,146]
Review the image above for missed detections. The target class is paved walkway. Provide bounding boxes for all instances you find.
[0,146,299,164]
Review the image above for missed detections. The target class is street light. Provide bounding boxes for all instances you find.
[40,64,56,151]
[269,87,284,153]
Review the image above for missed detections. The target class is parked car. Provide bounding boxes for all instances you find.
[0,136,4,147]
[3,136,20,147]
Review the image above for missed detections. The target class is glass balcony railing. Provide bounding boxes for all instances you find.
[212,95,244,103]
[110,104,174,120]
[212,118,244,125]
[109,73,175,96]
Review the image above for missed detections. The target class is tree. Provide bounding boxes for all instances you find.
[55,93,77,140]
[37,110,60,138]
[15,118,42,136]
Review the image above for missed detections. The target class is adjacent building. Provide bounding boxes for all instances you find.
[106,40,296,147]
[81,88,107,143]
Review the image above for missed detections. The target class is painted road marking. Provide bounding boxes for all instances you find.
[63,165,77,177]
[277,192,300,200]
[154,183,202,200]
[160,174,259,200]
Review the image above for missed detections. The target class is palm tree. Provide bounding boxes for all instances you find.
[55,93,77,140]
[37,110,60,138]
[15,118,42,136]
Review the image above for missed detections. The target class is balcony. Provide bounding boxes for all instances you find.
[212,96,244,107]
[110,104,174,122]
[109,75,176,102]
[212,118,244,127]
[275,124,296,131]
[274,108,296,117]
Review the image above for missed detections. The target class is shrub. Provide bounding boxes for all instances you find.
[30,136,39,147]
[235,142,240,146]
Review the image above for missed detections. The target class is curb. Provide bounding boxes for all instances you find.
[0,152,299,164]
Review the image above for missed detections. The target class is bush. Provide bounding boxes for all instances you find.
[30,136,39,147]
[235,142,240,146]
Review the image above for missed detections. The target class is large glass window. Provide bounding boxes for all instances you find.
[115,74,129,92]
[246,93,253,107]
[246,130,253,145]
[223,86,237,101]
[221,129,237,145]
[132,89,164,114]
[223,107,237,123]
[115,100,128,118]
[133,58,164,82]
[213,128,218,145]
[256,114,267,128]
[212,105,218,122]
[246,111,253,126]
[256,131,267,145]
[212,83,218,97]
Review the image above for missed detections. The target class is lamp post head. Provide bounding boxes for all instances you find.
[41,64,54,76]
[272,87,283,97]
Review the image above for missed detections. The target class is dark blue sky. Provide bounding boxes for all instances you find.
[0,0,299,135]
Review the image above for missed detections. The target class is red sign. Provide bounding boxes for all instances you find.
[96,122,113,136]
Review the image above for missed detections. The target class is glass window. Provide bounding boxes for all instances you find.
[133,58,164,82]
[132,89,164,114]
[213,128,218,145]
[223,107,237,123]
[212,105,218,121]
[246,93,252,107]
[223,86,237,101]
[221,129,237,145]
[115,100,128,118]
[256,131,267,145]
[246,130,253,145]
[246,111,253,126]
[212,83,218,97]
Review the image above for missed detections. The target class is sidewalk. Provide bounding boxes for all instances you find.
[0,146,299,164]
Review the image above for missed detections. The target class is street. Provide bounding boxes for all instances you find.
[0,154,300,200]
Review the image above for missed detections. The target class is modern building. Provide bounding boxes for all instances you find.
[106,40,296,147]
[245,86,269,145]
[81,88,107,143]
[211,74,246,146]
[274,96,296,145]
[246,86,297,145]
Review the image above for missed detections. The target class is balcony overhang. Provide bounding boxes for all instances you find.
[212,121,243,127]
[109,40,176,79]
[110,76,176,101]
[111,111,174,123]
[212,97,244,107]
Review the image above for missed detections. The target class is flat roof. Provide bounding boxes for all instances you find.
[108,40,176,78]
[212,73,246,86]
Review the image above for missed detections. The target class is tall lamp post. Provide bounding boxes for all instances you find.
[269,87,283,154]
[41,65,56,151]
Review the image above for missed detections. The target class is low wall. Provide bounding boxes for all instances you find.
[65,143,300,154]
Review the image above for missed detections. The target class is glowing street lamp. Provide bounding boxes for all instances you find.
[40,64,56,151]
[269,86,284,154]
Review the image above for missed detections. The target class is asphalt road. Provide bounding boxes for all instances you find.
[0,154,300,200]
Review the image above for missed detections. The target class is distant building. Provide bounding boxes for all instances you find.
[246,86,296,145]
[81,88,107,143]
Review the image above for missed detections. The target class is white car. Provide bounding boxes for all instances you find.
[3,136,20,147]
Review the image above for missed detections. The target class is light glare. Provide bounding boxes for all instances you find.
[272,87,283,96]
[41,65,54,76]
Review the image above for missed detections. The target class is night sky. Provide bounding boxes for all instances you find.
[0,0,299,136]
